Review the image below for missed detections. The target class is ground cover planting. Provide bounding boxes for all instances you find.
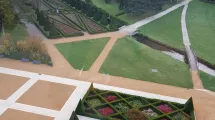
[139,7,184,50]
[0,35,52,66]
[55,37,110,70]
[75,85,195,120]
[100,36,192,88]
[186,0,215,65]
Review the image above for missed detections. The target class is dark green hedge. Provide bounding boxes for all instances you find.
[34,21,62,39]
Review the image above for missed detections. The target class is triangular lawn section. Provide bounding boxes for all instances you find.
[139,7,184,50]
[100,36,193,88]
[186,0,215,65]
[56,37,110,71]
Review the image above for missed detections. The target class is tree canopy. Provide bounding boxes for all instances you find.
[124,0,182,15]
[0,0,18,30]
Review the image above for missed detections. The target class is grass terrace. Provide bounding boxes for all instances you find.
[56,37,110,71]
[139,7,184,50]
[6,24,28,42]
[199,72,215,92]
[186,0,215,65]
[100,36,192,88]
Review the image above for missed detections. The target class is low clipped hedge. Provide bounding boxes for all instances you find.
[34,21,62,39]
[75,84,195,120]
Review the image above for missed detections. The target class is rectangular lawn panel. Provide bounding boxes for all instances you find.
[56,37,110,71]
[199,71,215,92]
[186,0,215,65]
[100,37,192,88]
[139,7,184,50]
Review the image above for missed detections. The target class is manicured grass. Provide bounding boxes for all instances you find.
[186,0,215,65]
[100,37,192,88]
[139,7,184,50]
[91,0,122,16]
[56,37,110,71]
[199,71,215,92]
[7,24,28,42]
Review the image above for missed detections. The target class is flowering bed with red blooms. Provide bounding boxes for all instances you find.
[157,104,173,113]
[79,14,107,34]
[54,21,80,35]
[75,87,195,120]
[98,107,114,116]
[105,95,118,102]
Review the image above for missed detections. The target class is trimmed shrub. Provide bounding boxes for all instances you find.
[43,16,51,31]
[93,8,102,21]
[49,22,59,36]
[101,13,109,26]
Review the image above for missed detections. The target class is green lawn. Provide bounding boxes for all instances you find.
[7,24,28,42]
[91,0,122,16]
[56,37,110,71]
[139,7,184,50]
[186,0,215,65]
[199,71,215,92]
[100,37,193,88]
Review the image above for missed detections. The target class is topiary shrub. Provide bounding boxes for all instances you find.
[49,22,59,36]
[101,13,109,26]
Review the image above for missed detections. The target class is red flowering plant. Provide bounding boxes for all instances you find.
[98,107,114,116]
[105,95,118,102]
[157,104,173,113]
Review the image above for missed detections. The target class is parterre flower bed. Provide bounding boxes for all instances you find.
[54,21,81,35]
[157,104,174,114]
[75,85,195,120]
[97,106,115,116]
[79,14,107,34]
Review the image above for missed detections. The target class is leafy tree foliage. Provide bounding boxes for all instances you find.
[93,8,102,21]
[0,0,18,30]
[125,0,181,15]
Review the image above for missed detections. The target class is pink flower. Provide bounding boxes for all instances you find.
[98,107,114,116]
[157,104,173,113]
[105,95,118,102]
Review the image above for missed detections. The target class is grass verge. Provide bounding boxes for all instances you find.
[100,36,192,88]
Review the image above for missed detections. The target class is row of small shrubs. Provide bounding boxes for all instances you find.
[62,0,128,30]
[35,8,60,37]
[0,34,53,66]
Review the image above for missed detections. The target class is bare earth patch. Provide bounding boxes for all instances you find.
[16,81,76,110]
[0,74,28,100]
[0,109,53,120]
